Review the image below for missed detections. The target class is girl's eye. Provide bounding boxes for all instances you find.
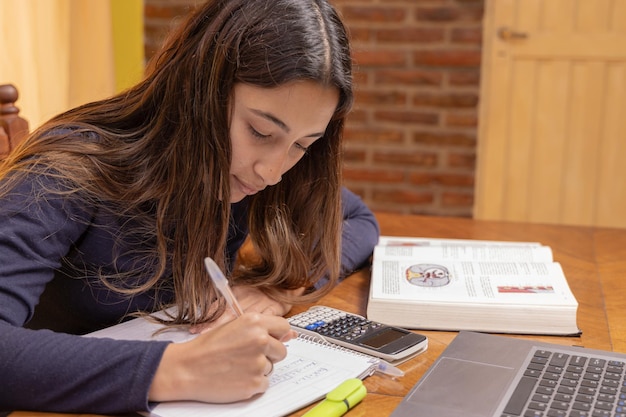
[248,125,270,139]
[294,143,309,154]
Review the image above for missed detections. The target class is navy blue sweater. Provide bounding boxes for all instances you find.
[0,173,379,414]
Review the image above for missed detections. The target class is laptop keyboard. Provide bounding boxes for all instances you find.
[501,348,626,417]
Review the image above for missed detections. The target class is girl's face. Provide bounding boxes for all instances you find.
[229,80,339,203]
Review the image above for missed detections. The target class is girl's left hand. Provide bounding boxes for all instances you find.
[190,286,304,334]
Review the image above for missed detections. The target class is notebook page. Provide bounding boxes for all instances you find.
[86,312,377,416]
[85,309,194,343]
[148,335,377,417]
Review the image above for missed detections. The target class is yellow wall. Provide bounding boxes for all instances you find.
[0,0,144,129]
[111,0,145,92]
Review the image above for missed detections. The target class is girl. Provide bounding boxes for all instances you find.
[0,0,379,413]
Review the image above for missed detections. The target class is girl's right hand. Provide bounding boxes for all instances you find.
[148,312,297,403]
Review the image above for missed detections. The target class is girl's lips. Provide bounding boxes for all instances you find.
[235,176,262,195]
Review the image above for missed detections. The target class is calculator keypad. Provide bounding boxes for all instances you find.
[289,308,384,342]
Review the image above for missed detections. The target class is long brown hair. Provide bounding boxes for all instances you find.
[0,0,353,325]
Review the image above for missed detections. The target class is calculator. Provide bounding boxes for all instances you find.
[288,306,428,362]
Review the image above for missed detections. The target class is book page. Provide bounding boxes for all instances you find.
[376,243,553,263]
[371,247,575,306]
[378,235,542,247]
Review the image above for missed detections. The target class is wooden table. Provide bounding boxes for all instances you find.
[10,213,626,417]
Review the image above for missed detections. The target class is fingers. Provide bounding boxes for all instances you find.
[263,358,274,376]
[261,305,277,315]
[194,313,295,362]
[246,314,293,364]
[280,329,299,342]
[151,312,298,404]
[261,313,297,343]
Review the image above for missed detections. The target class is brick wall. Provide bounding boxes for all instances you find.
[144,0,484,217]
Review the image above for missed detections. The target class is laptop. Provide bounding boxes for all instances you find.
[390,331,626,417]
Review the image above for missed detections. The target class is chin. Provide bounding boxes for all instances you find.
[230,193,246,203]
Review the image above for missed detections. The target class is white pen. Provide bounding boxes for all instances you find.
[204,257,245,316]
[376,360,405,377]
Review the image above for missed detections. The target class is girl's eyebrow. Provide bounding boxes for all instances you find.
[250,108,290,132]
[250,108,325,138]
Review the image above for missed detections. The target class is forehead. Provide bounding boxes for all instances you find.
[232,80,340,133]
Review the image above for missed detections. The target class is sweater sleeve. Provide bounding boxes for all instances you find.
[339,187,380,277]
[0,175,168,414]
[312,188,379,289]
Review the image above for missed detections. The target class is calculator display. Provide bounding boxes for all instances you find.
[360,328,407,349]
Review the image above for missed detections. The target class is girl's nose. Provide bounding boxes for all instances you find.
[256,151,287,186]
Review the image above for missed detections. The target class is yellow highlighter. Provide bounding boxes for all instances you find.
[302,378,367,417]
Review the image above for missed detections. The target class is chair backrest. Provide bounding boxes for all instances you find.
[0,84,30,159]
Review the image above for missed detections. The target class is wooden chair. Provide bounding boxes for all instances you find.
[0,84,29,158]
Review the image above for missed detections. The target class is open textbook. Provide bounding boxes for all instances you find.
[86,310,379,417]
[366,236,580,335]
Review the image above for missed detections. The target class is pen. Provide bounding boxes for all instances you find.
[204,257,245,316]
[376,360,405,377]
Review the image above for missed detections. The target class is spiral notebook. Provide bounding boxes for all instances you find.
[86,312,379,417]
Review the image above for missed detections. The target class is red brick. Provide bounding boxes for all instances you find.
[412,92,478,108]
[451,27,483,44]
[448,70,481,86]
[353,50,407,67]
[445,112,478,127]
[343,168,405,183]
[374,110,439,126]
[416,6,483,22]
[413,50,481,68]
[373,150,438,167]
[352,71,369,85]
[408,173,475,187]
[442,192,474,207]
[342,6,407,23]
[412,131,476,147]
[346,109,368,123]
[415,6,460,22]
[376,28,445,43]
[372,189,434,205]
[448,152,476,168]
[344,128,405,144]
[342,148,367,163]
[354,90,407,106]
[375,69,443,86]
[348,27,372,43]
[406,173,434,186]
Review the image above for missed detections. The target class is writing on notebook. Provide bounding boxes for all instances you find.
[270,352,330,386]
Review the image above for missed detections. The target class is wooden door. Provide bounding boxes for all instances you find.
[475,0,626,228]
